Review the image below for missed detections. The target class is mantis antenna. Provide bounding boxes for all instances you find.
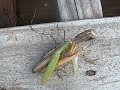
[30,26,57,44]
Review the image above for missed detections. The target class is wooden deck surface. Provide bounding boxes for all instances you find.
[0,17,120,90]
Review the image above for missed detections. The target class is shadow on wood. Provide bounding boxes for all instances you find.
[0,0,16,28]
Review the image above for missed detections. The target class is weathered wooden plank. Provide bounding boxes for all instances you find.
[16,0,59,25]
[0,17,120,90]
[57,0,78,21]
[101,0,120,17]
[74,0,103,19]
[0,0,16,27]
[57,0,103,21]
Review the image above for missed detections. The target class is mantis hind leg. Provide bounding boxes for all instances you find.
[82,53,96,65]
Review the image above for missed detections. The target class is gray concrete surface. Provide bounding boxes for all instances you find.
[0,17,120,90]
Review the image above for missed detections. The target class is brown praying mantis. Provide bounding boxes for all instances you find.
[32,29,96,84]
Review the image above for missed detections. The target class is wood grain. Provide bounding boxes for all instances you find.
[0,0,16,27]
[101,0,120,17]
[57,0,103,21]
[57,0,78,21]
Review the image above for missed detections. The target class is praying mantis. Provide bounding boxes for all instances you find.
[32,29,96,84]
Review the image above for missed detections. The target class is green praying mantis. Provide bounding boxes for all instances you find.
[32,29,96,84]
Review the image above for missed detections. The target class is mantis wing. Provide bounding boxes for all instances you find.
[41,42,69,83]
